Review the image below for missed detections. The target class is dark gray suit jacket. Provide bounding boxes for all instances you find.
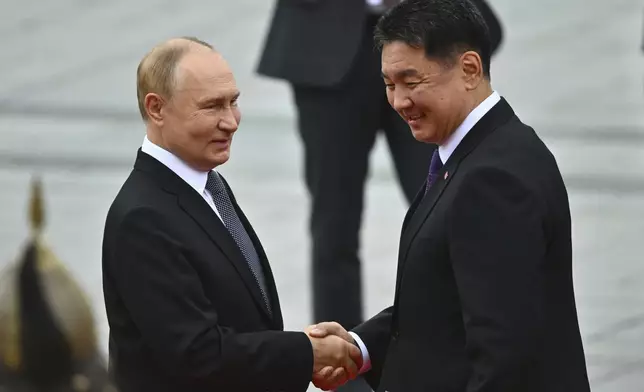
[257,0,504,88]
[258,0,367,87]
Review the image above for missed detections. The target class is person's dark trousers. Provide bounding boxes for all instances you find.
[291,15,435,391]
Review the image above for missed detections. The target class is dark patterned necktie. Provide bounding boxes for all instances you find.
[425,150,444,194]
[206,172,272,315]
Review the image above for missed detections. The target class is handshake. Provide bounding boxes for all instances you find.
[305,322,363,391]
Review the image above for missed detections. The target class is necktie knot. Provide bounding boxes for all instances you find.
[425,150,443,192]
[429,150,443,175]
[206,171,226,196]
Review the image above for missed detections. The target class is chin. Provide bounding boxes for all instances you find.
[411,129,435,144]
[210,152,230,167]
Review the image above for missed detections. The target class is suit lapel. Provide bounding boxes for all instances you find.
[238,211,283,329]
[400,185,426,235]
[134,152,274,324]
[220,176,283,329]
[398,162,458,272]
[176,192,274,323]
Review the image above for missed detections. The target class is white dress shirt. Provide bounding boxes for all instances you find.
[141,136,223,221]
[348,90,502,374]
[438,91,501,165]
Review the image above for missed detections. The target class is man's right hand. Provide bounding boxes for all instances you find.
[307,332,361,391]
[306,322,362,390]
[307,322,354,344]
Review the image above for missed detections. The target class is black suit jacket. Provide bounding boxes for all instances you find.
[257,0,503,88]
[102,151,313,392]
[257,0,366,88]
[353,99,591,392]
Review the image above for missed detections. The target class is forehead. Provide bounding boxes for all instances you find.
[174,51,238,98]
[381,41,442,79]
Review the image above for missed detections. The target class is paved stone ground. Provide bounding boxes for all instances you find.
[1,0,643,390]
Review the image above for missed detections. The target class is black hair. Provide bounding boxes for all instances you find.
[375,0,492,78]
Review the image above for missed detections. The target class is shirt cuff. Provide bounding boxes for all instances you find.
[348,331,372,374]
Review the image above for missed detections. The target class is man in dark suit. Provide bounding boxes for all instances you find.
[308,1,591,391]
[257,0,504,351]
[101,37,361,392]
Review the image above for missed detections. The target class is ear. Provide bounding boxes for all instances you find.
[460,51,484,90]
[144,93,166,126]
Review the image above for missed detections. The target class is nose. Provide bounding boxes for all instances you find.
[391,88,412,112]
[218,107,240,133]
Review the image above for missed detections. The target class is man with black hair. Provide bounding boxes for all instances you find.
[308,1,591,391]
[258,4,503,389]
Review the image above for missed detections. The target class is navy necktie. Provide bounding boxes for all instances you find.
[206,172,272,315]
[425,150,444,194]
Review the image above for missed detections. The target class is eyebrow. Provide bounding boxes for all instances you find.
[381,69,420,80]
[198,91,240,107]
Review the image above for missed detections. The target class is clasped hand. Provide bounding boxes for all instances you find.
[305,322,362,391]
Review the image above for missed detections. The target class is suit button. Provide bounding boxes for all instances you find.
[392,331,399,340]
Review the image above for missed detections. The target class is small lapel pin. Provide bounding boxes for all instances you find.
[444,171,449,180]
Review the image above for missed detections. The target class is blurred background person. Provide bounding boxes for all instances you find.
[0,179,115,392]
[257,2,503,390]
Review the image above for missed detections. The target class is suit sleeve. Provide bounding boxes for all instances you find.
[448,167,547,392]
[351,306,393,390]
[107,207,313,392]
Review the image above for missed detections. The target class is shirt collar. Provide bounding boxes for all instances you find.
[438,91,501,164]
[141,136,210,195]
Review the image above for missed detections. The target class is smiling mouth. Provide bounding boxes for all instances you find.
[406,114,423,122]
